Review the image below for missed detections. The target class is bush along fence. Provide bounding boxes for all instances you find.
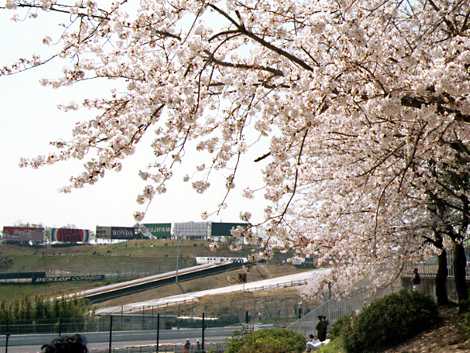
[342,290,439,353]
[0,292,316,335]
[0,296,90,335]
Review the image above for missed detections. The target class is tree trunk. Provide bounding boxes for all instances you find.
[453,242,468,311]
[435,248,449,306]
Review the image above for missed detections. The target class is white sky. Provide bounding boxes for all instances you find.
[0,6,267,230]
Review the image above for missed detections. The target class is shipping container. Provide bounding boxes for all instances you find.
[173,222,210,240]
[50,228,90,242]
[95,226,137,240]
[2,226,45,243]
[209,222,249,237]
[141,223,171,239]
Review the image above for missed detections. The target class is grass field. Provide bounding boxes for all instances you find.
[0,281,111,300]
[0,240,262,274]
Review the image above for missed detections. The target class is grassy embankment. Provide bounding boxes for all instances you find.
[0,240,304,303]
[96,262,311,320]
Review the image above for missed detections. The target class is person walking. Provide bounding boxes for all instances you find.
[316,316,329,342]
[412,268,421,291]
[183,338,191,353]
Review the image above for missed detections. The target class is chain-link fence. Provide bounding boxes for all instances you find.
[403,248,470,279]
[288,283,400,337]
[0,307,300,353]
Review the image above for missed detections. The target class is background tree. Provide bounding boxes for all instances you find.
[1,0,468,294]
[424,143,470,309]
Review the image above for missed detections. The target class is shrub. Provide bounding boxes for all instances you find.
[330,314,352,339]
[343,290,438,353]
[225,328,306,353]
[317,338,346,353]
[459,311,470,338]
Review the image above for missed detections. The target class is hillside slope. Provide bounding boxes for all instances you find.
[0,241,302,301]
[383,308,470,353]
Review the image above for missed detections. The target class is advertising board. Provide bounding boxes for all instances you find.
[142,223,171,238]
[2,226,45,242]
[95,226,136,240]
[110,226,136,240]
[50,228,90,242]
[210,222,249,237]
[95,226,112,239]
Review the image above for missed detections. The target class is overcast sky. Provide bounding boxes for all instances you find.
[0,6,266,230]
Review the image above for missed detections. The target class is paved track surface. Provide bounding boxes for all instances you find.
[98,268,331,314]
[68,262,239,303]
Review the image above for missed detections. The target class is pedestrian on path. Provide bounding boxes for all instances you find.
[316,316,329,342]
[183,338,191,353]
[412,268,421,291]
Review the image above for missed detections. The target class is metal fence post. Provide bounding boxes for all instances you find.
[202,312,205,353]
[142,306,145,330]
[121,306,124,331]
[58,319,62,336]
[5,333,10,353]
[156,313,160,353]
[108,316,113,353]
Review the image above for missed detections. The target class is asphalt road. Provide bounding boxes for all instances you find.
[0,326,240,352]
[98,268,331,314]
[2,337,228,353]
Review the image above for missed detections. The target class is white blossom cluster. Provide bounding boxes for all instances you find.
[2,0,469,294]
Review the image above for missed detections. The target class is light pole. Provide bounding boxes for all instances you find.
[175,234,181,284]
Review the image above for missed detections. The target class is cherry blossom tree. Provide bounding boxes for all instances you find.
[1,0,469,295]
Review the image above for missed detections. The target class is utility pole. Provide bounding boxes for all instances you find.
[202,312,205,353]
[156,313,160,353]
[175,235,181,284]
[108,316,113,353]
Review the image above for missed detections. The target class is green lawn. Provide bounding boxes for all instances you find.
[0,240,259,274]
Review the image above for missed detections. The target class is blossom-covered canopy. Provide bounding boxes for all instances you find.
[2,0,469,293]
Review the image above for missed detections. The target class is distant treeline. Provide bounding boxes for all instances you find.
[0,296,90,324]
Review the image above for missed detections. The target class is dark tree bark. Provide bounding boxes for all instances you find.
[453,242,468,311]
[436,248,449,306]
[423,231,449,306]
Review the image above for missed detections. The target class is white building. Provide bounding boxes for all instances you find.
[172,222,210,240]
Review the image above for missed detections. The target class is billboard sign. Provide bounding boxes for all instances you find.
[111,226,136,240]
[2,226,44,242]
[96,226,136,240]
[142,223,171,238]
[210,222,249,237]
[95,226,112,239]
[50,228,90,242]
